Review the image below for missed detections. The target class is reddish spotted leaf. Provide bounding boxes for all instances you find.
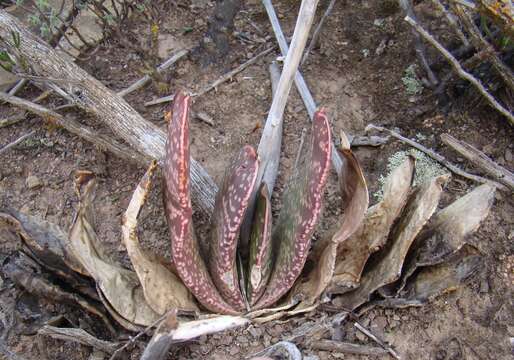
[246,183,273,306]
[254,109,332,309]
[163,91,238,315]
[209,145,259,310]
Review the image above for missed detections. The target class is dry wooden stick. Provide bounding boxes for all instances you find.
[0,112,26,128]
[256,0,320,196]
[0,10,217,215]
[405,15,514,125]
[301,0,337,65]
[117,49,189,98]
[399,0,439,87]
[0,91,149,165]
[193,46,274,97]
[441,133,514,190]
[366,124,508,191]
[354,322,401,359]
[38,326,118,355]
[144,47,274,106]
[0,130,35,156]
[261,0,342,173]
[311,339,389,356]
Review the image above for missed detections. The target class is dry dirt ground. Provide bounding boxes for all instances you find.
[0,0,513,359]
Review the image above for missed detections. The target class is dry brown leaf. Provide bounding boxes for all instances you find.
[329,156,415,294]
[68,171,160,328]
[291,131,369,308]
[122,161,198,315]
[381,183,495,297]
[334,173,450,311]
[373,245,482,308]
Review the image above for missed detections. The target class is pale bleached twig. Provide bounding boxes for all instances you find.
[38,326,118,355]
[0,130,35,155]
[262,0,342,173]
[441,133,514,191]
[405,15,514,125]
[354,322,401,359]
[311,339,389,356]
[366,124,508,191]
[301,0,337,65]
[0,112,26,128]
[7,79,27,96]
[117,49,189,98]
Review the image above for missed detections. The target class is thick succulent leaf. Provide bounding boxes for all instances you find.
[329,156,415,294]
[247,183,273,306]
[373,245,482,308]
[209,145,259,310]
[333,174,449,311]
[122,161,198,315]
[291,131,369,308]
[383,183,495,297]
[254,109,332,309]
[0,210,94,298]
[69,171,161,328]
[163,91,238,315]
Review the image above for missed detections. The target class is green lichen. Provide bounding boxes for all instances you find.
[374,149,448,201]
[402,64,423,95]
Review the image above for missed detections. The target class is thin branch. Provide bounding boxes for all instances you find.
[405,15,514,125]
[441,133,514,190]
[453,4,514,91]
[0,130,35,156]
[117,49,189,98]
[38,326,118,355]
[399,0,439,87]
[0,91,148,165]
[7,79,27,96]
[301,0,337,65]
[192,46,274,97]
[0,112,26,128]
[366,124,508,191]
[311,339,389,356]
[354,322,401,359]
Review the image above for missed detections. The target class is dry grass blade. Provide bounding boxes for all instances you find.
[209,146,259,310]
[329,157,415,294]
[163,91,237,315]
[335,174,449,310]
[69,171,160,328]
[255,110,332,309]
[122,161,198,315]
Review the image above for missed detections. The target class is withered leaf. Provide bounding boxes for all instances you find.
[254,110,332,309]
[383,183,495,297]
[0,210,94,299]
[69,171,161,328]
[122,161,198,315]
[335,174,449,310]
[291,131,368,308]
[209,145,259,311]
[329,156,415,294]
[373,245,482,308]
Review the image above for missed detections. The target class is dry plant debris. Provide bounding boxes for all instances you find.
[0,92,496,344]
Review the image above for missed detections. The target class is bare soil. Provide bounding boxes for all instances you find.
[0,0,513,359]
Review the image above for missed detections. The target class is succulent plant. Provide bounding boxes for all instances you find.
[162,91,332,314]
